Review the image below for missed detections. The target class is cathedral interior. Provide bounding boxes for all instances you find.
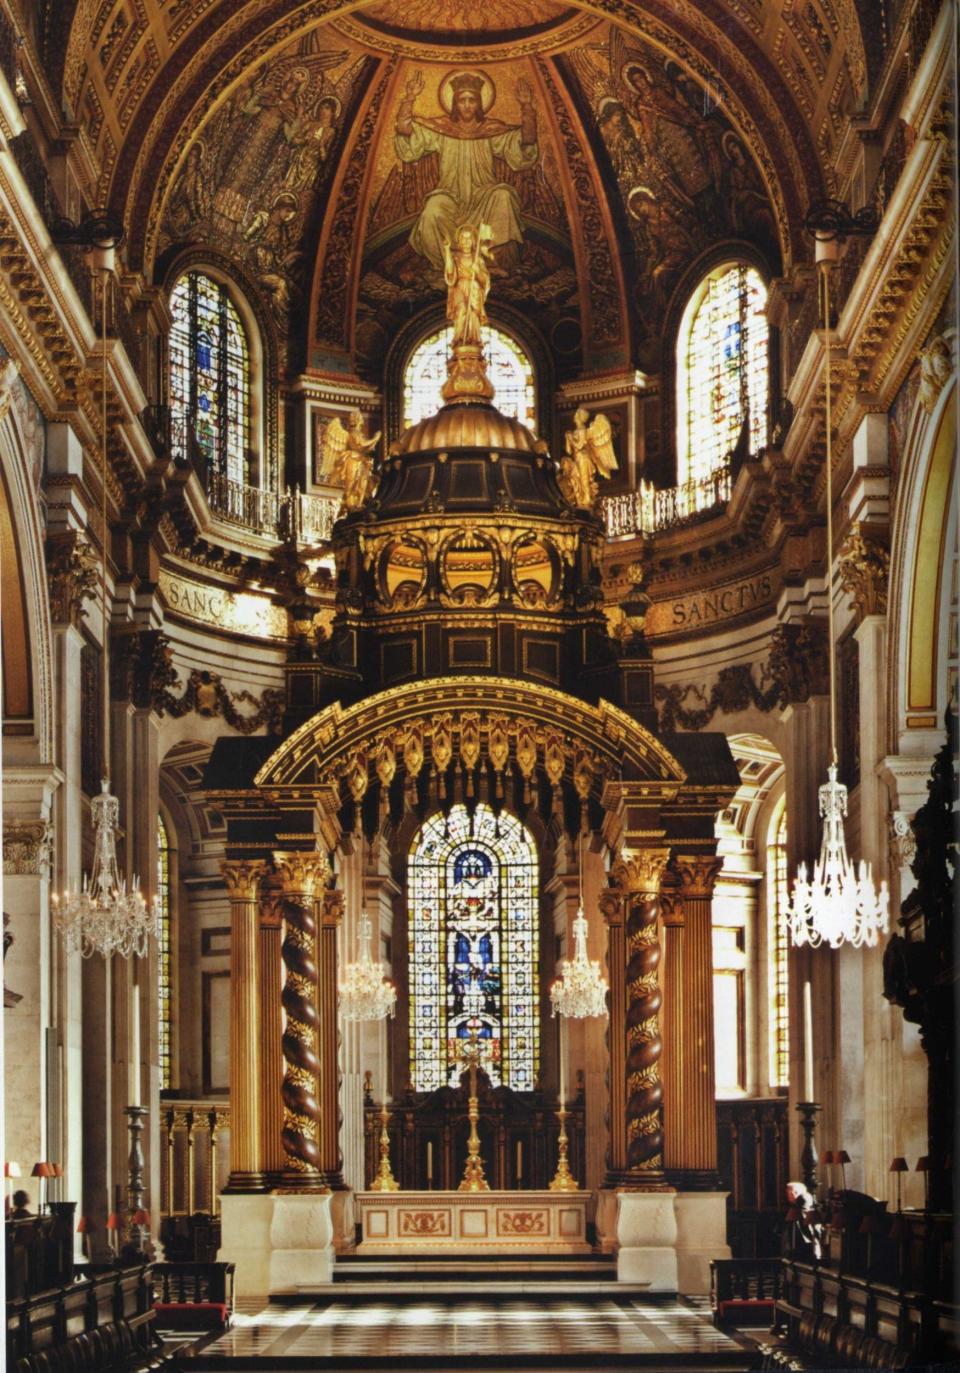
[0,0,956,1369]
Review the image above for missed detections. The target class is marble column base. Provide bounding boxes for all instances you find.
[615,1190,679,1290]
[219,1192,336,1298]
[605,1188,731,1294]
[674,1191,731,1294]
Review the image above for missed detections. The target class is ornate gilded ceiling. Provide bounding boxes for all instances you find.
[42,0,875,375]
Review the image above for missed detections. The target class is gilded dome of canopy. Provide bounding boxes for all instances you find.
[391,402,539,457]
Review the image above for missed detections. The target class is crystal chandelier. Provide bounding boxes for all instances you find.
[551,905,609,1019]
[339,912,397,1022]
[52,236,160,960]
[53,781,160,958]
[787,220,889,949]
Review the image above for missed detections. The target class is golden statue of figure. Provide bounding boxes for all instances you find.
[317,409,381,510]
[558,407,619,508]
[442,223,494,347]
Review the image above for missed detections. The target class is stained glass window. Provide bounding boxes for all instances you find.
[403,325,536,430]
[169,271,250,484]
[409,804,538,1093]
[157,815,172,1091]
[768,804,789,1089]
[677,263,768,497]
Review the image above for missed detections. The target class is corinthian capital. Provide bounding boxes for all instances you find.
[221,859,265,901]
[611,846,671,894]
[673,853,723,897]
[273,850,330,898]
[838,524,889,621]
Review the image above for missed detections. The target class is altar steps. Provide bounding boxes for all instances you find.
[332,1254,619,1285]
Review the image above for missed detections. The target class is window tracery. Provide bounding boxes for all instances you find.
[169,271,251,484]
[676,262,768,495]
[157,814,172,1091]
[408,803,539,1093]
[403,324,535,431]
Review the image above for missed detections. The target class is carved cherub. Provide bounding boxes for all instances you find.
[317,408,382,511]
[558,407,618,508]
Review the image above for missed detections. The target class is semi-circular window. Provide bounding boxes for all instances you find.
[676,262,768,491]
[169,271,252,484]
[403,324,536,430]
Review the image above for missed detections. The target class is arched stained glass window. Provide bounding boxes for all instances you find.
[409,803,538,1093]
[403,325,535,430]
[768,803,789,1089]
[169,271,250,484]
[676,262,768,494]
[157,815,172,1091]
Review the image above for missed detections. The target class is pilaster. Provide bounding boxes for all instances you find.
[222,860,267,1190]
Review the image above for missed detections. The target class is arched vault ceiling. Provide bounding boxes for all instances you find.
[60,0,864,373]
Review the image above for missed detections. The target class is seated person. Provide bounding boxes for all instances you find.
[9,1189,33,1218]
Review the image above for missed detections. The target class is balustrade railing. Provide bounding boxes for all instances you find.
[602,466,733,538]
[159,1100,229,1219]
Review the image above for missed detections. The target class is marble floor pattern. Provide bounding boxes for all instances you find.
[181,1296,759,1369]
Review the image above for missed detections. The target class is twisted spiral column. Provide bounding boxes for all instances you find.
[603,847,671,1189]
[222,860,266,1191]
[274,851,329,1187]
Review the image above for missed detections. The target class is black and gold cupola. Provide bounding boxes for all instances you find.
[285,323,651,728]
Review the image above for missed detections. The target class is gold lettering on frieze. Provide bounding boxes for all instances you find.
[644,572,776,636]
[159,568,289,641]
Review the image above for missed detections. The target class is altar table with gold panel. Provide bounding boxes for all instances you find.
[355,1190,591,1255]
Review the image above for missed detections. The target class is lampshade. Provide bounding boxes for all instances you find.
[822,1150,836,1165]
[51,1163,63,1178]
[30,1162,54,1178]
[76,1216,95,1233]
[105,1212,119,1230]
[131,1208,150,1226]
[4,1161,21,1178]
[889,1157,908,1172]
[916,1156,930,1172]
[836,1150,851,1164]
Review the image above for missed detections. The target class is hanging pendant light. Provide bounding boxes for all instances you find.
[339,910,397,1021]
[786,220,889,949]
[53,236,160,959]
[550,834,608,1020]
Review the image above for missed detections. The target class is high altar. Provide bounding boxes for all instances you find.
[208,247,739,1300]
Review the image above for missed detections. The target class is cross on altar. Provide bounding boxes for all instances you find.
[454,1019,489,1192]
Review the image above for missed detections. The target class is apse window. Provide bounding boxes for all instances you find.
[169,271,251,484]
[157,815,172,1092]
[713,924,745,1095]
[408,803,539,1094]
[676,262,768,504]
[768,804,790,1090]
[403,325,536,430]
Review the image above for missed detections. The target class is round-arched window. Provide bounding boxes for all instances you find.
[675,262,768,492]
[403,324,536,430]
[169,271,251,484]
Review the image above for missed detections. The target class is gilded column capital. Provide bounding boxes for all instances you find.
[3,820,52,876]
[221,859,266,901]
[838,523,889,621]
[46,531,98,628]
[611,846,671,895]
[273,850,330,899]
[673,854,724,898]
[320,888,344,927]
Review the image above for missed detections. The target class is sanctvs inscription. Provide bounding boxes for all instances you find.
[645,573,776,636]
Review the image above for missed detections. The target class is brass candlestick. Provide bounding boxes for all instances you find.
[549,1106,579,1192]
[458,1023,489,1193]
[368,1103,399,1192]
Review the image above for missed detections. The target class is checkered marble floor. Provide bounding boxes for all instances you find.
[183,1296,758,1369]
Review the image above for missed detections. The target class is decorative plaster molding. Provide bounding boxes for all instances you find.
[2,819,52,876]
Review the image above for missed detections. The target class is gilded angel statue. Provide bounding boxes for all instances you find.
[316,408,381,510]
[558,407,618,508]
[442,222,495,348]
